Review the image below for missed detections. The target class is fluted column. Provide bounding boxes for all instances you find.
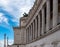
[31,24,33,41]
[40,11,42,36]
[33,22,34,40]
[42,8,45,35]
[28,28,29,43]
[35,18,37,39]
[38,14,40,37]
[53,0,58,27]
[29,26,30,43]
[21,30,23,44]
[26,29,27,43]
[30,25,32,42]
[23,29,26,44]
[26,28,28,43]
[46,0,50,31]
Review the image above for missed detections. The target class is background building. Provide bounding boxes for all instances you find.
[8,0,60,47]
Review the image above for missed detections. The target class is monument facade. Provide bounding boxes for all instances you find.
[8,0,60,47]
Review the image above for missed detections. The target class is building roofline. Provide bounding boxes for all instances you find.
[13,27,21,29]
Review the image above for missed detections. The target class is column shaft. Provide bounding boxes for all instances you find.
[30,25,32,42]
[42,8,45,35]
[46,0,50,31]
[33,22,34,40]
[26,29,27,43]
[29,26,30,43]
[38,14,40,37]
[27,29,28,43]
[35,18,37,38]
[53,0,58,27]
[28,28,29,43]
[31,23,33,41]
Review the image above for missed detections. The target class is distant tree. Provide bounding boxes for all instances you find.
[23,12,28,17]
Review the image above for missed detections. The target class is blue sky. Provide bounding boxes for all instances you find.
[0,0,35,47]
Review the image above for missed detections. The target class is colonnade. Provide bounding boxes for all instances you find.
[26,0,59,43]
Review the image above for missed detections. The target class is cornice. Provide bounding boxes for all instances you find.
[13,27,21,29]
[26,0,42,26]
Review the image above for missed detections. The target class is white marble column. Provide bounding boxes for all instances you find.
[42,8,45,35]
[28,28,29,43]
[31,23,33,41]
[26,29,27,43]
[35,18,38,39]
[29,26,30,43]
[33,22,34,40]
[46,0,50,31]
[23,29,26,44]
[26,28,28,43]
[53,0,58,27]
[21,29,23,44]
[25,29,27,44]
[38,14,40,37]
[30,25,32,42]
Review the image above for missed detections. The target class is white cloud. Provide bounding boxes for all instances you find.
[19,6,31,17]
[0,40,4,47]
[0,0,35,19]
[19,0,35,17]
[0,39,13,47]
[0,0,35,27]
[0,0,9,6]
[0,13,8,24]
[8,39,14,45]
[0,0,35,47]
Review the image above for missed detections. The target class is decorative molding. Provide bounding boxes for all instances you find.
[26,0,42,27]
